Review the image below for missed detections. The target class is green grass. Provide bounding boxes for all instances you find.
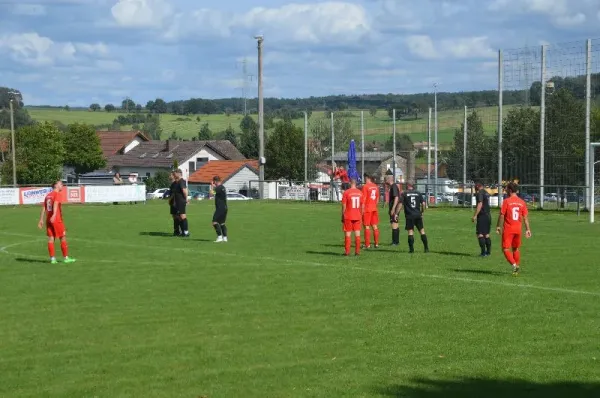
[26,106,504,145]
[0,201,599,397]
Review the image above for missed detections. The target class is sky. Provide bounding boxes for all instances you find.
[0,0,599,106]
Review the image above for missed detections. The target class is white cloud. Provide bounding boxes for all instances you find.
[489,0,588,26]
[0,33,111,67]
[405,35,495,60]
[111,0,173,28]
[13,4,46,16]
[377,0,422,30]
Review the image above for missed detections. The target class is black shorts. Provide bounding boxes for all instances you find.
[213,208,228,224]
[476,213,491,235]
[405,217,424,231]
[173,200,186,215]
[169,205,177,215]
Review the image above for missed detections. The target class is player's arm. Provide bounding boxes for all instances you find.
[524,214,532,237]
[420,196,426,214]
[473,195,482,222]
[38,206,46,229]
[341,197,346,222]
[496,207,505,234]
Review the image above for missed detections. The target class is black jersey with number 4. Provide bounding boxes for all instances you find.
[172,179,187,202]
[476,189,490,214]
[214,185,227,210]
[402,190,423,219]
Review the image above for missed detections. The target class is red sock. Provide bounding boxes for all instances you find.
[344,236,351,255]
[355,236,361,255]
[513,249,520,265]
[60,240,68,257]
[364,228,371,247]
[47,242,55,258]
[503,250,515,265]
[374,228,380,245]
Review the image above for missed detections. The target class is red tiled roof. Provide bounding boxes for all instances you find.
[97,130,149,158]
[189,160,259,184]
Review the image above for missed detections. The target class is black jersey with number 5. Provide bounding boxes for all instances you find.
[402,190,423,219]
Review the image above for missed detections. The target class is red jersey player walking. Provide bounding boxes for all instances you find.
[361,174,380,249]
[341,179,363,256]
[38,181,76,264]
[496,182,531,275]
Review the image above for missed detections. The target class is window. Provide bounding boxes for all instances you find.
[146,172,151,178]
[189,161,196,173]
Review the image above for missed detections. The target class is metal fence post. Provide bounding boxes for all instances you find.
[463,105,467,207]
[540,44,546,209]
[330,112,335,201]
[585,39,592,209]
[497,49,504,207]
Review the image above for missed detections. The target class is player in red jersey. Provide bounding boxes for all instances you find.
[496,182,531,275]
[38,181,76,264]
[361,174,380,249]
[341,179,363,256]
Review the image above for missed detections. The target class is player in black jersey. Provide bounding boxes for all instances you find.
[386,172,401,246]
[472,183,492,256]
[399,182,429,253]
[171,169,190,237]
[168,171,183,236]
[211,176,228,242]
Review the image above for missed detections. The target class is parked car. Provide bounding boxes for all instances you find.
[192,192,208,201]
[227,193,251,201]
[147,188,169,200]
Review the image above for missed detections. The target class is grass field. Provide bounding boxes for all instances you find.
[25,106,504,145]
[1,201,599,397]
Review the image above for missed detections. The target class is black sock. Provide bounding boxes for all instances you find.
[221,224,227,237]
[213,223,222,236]
[181,219,189,234]
[408,235,415,252]
[173,219,180,234]
[485,237,492,254]
[478,237,486,254]
[421,234,429,250]
[392,228,399,244]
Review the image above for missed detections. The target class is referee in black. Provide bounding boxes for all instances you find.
[472,183,491,256]
[385,171,401,246]
[172,169,190,237]
[211,176,228,242]
[168,171,182,236]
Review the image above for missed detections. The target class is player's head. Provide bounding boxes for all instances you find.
[350,178,357,188]
[364,173,372,183]
[385,170,394,185]
[475,183,483,192]
[505,182,519,195]
[406,180,414,190]
[175,169,183,179]
[169,171,175,182]
[212,176,221,186]
[52,181,63,192]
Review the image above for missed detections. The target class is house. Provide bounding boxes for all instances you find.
[97,130,149,158]
[107,140,246,181]
[414,163,448,180]
[188,160,259,196]
[331,151,416,183]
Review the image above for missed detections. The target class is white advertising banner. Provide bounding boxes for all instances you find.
[0,188,20,205]
[20,187,52,205]
[84,185,146,203]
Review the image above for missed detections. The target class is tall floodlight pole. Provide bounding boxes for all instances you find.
[331,112,335,201]
[498,50,504,208]
[392,109,397,182]
[540,45,546,210]
[463,105,467,206]
[304,111,308,183]
[427,108,431,195]
[255,36,264,199]
[361,111,365,180]
[9,99,16,187]
[433,83,438,202]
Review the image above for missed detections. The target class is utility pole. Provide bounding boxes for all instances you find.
[433,83,438,203]
[255,36,265,199]
[9,99,16,187]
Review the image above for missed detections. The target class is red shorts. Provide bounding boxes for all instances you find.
[502,232,521,249]
[47,221,66,239]
[343,219,361,232]
[362,210,379,226]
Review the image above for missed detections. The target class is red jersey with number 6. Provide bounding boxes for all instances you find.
[342,188,363,221]
[501,195,528,234]
[44,191,63,223]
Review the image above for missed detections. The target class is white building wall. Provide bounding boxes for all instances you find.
[224,167,259,192]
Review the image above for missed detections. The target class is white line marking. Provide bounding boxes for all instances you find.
[0,231,598,297]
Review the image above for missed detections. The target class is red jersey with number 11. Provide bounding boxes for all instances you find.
[501,195,528,234]
[342,188,363,221]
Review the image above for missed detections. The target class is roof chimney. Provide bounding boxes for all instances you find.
[166,139,170,151]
